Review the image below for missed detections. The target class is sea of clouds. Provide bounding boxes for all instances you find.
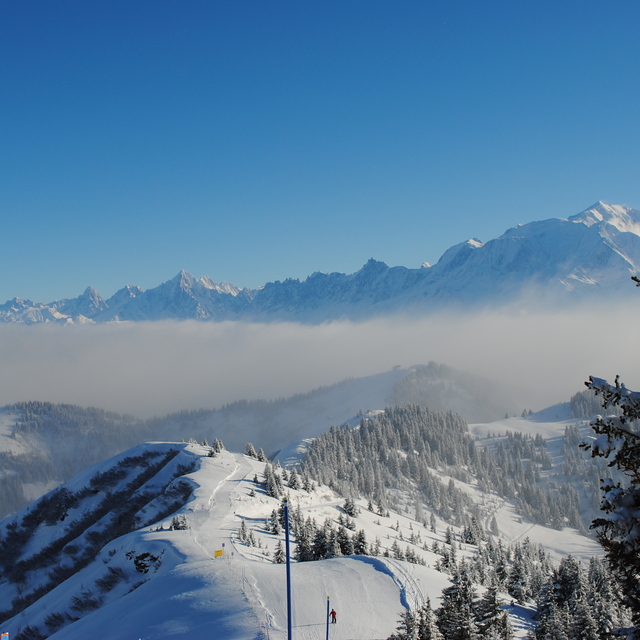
[0,304,639,418]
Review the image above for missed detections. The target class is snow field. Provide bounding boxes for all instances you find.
[2,437,604,640]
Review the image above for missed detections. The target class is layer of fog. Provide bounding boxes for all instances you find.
[1,305,639,419]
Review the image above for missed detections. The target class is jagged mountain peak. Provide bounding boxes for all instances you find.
[434,237,484,269]
[353,258,391,279]
[167,270,243,297]
[80,286,105,305]
[170,269,199,290]
[569,201,640,235]
[108,284,144,300]
[56,286,107,319]
[362,257,388,269]
[200,275,243,296]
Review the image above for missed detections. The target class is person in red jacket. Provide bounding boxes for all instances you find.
[330,608,337,624]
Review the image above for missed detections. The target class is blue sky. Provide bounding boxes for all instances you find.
[2,0,639,302]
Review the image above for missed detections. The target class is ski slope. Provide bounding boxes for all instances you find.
[1,442,600,640]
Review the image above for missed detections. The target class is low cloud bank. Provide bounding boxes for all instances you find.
[0,305,639,418]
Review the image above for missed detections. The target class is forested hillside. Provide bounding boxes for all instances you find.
[0,402,152,518]
[0,443,194,628]
[302,405,609,532]
[0,365,515,520]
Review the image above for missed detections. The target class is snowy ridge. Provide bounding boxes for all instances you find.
[2,202,640,323]
[569,201,640,236]
[0,439,602,640]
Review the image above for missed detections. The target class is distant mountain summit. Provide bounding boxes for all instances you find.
[3,202,639,324]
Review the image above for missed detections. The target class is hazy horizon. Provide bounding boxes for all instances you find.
[1,303,638,420]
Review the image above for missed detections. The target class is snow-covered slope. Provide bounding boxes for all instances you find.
[0,442,601,640]
[2,202,639,324]
[0,364,515,520]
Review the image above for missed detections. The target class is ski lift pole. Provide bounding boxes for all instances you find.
[326,596,330,640]
[283,497,293,640]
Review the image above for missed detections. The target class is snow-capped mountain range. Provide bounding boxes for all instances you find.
[3,202,640,324]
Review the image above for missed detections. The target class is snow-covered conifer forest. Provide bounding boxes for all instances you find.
[0,369,637,640]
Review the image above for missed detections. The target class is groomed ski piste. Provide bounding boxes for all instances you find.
[0,429,603,640]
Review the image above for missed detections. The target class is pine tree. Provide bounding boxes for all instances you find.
[295,517,316,562]
[337,526,354,556]
[171,514,189,530]
[587,556,629,636]
[353,529,368,555]
[436,564,479,640]
[553,556,587,610]
[302,471,313,492]
[445,526,454,545]
[312,519,336,560]
[391,539,405,560]
[268,508,282,535]
[475,584,512,639]
[343,497,359,517]
[507,553,529,604]
[414,498,424,523]
[534,600,571,640]
[264,463,283,498]
[388,609,417,640]
[245,442,258,458]
[416,599,443,640]
[534,556,590,640]
[569,600,599,640]
[581,373,640,636]
[272,539,286,564]
[288,468,301,490]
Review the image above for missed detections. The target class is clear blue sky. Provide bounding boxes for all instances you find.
[2,0,639,302]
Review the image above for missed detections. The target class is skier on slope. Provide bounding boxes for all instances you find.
[330,608,337,624]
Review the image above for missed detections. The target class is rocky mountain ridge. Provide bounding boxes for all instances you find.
[3,202,639,324]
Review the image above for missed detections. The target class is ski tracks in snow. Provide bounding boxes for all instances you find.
[348,556,425,610]
[188,455,254,559]
[386,559,427,610]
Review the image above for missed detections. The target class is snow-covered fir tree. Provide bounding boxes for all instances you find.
[288,468,301,490]
[581,372,640,637]
[436,562,480,640]
[475,584,513,640]
[272,539,286,564]
[245,442,258,458]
